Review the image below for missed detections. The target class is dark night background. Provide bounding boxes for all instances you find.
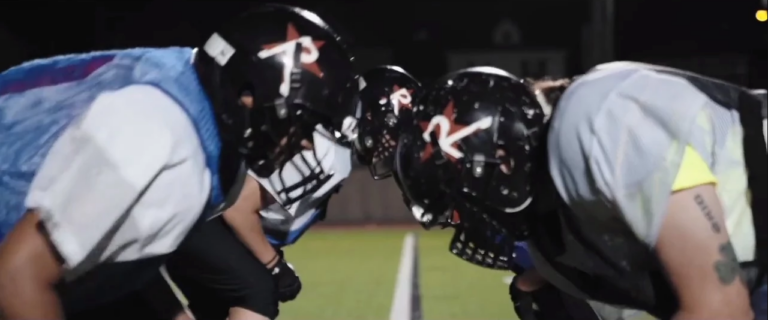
[0,3,765,316]
[0,0,765,88]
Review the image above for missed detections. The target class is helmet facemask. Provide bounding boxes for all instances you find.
[253,126,349,209]
[356,96,413,180]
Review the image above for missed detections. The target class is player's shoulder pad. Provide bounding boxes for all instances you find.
[82,85,178,186]
[550,64,707,201]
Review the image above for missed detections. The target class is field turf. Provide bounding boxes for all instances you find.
[419,229,518,320]
[279,229,404,320]
[278,228,518,320]
[193,228,656,320]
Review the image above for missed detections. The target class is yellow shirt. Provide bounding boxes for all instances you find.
[671,146,717,191]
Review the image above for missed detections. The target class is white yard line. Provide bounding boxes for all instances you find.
[389,232,417,320]
[160,264,196,319]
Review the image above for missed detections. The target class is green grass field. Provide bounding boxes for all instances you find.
[278,228,516,320]
[419,230,518,320]
[166,227,654,320]
[278,229,404,320]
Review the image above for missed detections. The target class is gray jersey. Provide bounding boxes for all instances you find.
[527,63,759,318]
[546,62,756,263]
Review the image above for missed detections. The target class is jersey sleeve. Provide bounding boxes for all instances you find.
[671,146,717,192]
[25,85,209,274]
[548,67,713,247]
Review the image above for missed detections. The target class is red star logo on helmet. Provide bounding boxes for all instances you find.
[419,100,467,163]
[382,85,414,115]
[261,23,325,78]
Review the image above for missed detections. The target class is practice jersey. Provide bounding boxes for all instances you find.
[547,63,755,262]
[2,85,209,277]
[0,48,218,278]
[525,62,766,317]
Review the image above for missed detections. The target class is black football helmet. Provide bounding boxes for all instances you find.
[394,67,547,239]
[355,66,422,179]
[195,4,358,208]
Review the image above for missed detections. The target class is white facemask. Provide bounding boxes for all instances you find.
[250,126,352,220]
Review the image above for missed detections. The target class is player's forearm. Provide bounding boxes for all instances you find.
[514,269,547,292]
[0,212,65,320]
[672,307,754,320]
[0,279,63,320]
[0,249,63,320]
[222,207,278,267]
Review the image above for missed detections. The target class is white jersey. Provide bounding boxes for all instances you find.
[25,84,209,278]
[251,127,352,245]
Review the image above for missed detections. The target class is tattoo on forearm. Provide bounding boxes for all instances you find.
[713,241,742,285]
[694,194,721,233]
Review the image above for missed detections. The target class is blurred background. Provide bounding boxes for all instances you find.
[2,1,765,319]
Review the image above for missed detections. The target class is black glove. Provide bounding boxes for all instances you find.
[269,251,302,303]
[510,276,601,320]
[509,276,538,320]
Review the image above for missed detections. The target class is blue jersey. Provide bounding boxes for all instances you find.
[0,48,223,241]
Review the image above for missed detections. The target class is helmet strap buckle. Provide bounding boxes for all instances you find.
[471,154,486,178]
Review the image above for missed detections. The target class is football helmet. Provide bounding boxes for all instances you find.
[355,65,421,179]
[394,66,546,239]
[195,4,358,208]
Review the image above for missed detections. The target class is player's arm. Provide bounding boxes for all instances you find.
[656,151,752,320]
[0,85,197,320]
[221,174,304,303]
[0,211,64,319]
[219,92,283,268]
[221,175,280,267]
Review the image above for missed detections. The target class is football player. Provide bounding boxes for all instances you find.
[355,65,421,179]
[356,65,609,320]
[392,64,767,320]
[0,4,358,320]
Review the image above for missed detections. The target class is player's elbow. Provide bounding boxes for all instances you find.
[0,213,64,291]
[676,292,754,320]
[658,184,755,319]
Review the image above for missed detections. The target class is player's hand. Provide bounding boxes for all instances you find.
[509,277,538,320]
[510,276,602,320]
[269,251,302,303]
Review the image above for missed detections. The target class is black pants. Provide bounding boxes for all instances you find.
[157,215,278,320]
[511,276,601,320]
[66,216,277,320]
[533,285,601,320]
[60,255,170,320]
